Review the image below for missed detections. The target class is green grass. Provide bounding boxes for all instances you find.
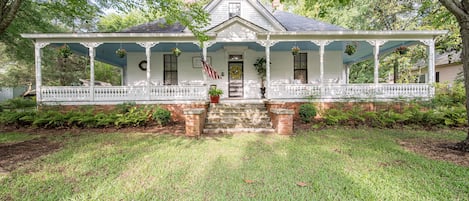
[0,132,38,144]
[0,129,468,200]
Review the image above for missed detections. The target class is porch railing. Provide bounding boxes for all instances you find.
[41,85,208,102]
[269,83,433,100]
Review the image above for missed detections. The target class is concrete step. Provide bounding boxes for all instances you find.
[209,103,266,109]
[203,128,275,134]
[204,122,272,129]
[206,116,271,123]
[206,111,269,118]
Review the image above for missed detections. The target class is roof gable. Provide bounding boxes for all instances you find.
[203,0,285,31]
[208,16,267,41]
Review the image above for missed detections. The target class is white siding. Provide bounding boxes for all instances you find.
[207,0,277,31]
[126,50,345,98]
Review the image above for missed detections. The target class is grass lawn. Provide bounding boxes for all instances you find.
[0,129,468,200]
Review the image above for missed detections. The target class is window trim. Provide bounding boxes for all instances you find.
[228,2,241,18]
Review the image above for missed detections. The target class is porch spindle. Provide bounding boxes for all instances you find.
[366,40,386,84]
[34,42,49,105]
[81,42,103,101]
[137,42,158,100]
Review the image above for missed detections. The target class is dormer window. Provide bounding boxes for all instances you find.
[228,2,241,18]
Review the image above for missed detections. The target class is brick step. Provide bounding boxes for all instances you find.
[203,128,275,134]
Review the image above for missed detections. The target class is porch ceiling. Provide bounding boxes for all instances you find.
[27,30,444,68]
[58,40,418,68]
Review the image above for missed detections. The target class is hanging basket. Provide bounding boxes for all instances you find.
[395,46,409,55]
[344,43,357,56]
[116,48,127,58]
[58,44,72,58]
[172,47,182,57]
[291,46,300,56]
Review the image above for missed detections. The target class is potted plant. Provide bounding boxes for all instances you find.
[396,46,409,55]
[58,44,72,58]
[172,47,182,57]
[253,57,268,98]
[116,48,127,58]
[291,46,300,56]
[208,88,223,103]
[344,43,357,55]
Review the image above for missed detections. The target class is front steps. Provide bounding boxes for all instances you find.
[203,103,275,134]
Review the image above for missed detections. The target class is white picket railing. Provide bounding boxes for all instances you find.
[40,83,432,103]
[269,83,433,100]
[41,86,208,102]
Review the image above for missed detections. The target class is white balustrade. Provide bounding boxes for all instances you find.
[40,86,207,102]
[40,83,431,103]
[270,83,432,100]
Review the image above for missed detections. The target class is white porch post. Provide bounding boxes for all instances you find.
[34,42,49,104]
[420,39,436,84]
[81,42,103,101]
[366,40,386,84]
[311,40,332,83]
[137,42,158,99]
[343,64,350,84]
[193,41,215,85]
[257,37,278,99]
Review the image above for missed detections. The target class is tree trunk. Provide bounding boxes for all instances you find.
[459,23,469,146]
[0,0,23,35]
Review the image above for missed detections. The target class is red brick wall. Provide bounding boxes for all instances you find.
[39,103,209,123]
[266,101,414,120]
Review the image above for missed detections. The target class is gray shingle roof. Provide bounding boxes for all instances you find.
[119,19,185,33]
[272,10,347,31]
[120,7,347,33]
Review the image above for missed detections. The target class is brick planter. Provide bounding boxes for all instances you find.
[183,108,206,137]
[270,109,294,135]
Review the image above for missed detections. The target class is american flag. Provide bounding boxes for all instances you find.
[201,59,221,80]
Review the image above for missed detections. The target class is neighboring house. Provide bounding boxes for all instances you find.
[415,51,462,84]
[22,0,445,106]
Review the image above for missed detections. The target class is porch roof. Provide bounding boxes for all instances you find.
[22,30,447,68]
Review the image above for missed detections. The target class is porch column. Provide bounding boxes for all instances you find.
[137,42,158,99]
[345,64,350,84]
[200,41,215,84]
[81,42,103,101]
[257,38,278,99]
[34,42,49,104]
[311,40,332,83]
[366,40,386,84]
[420,39,436,84]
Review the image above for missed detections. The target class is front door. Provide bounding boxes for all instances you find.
[228,61,243,98]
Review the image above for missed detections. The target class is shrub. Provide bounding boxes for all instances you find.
[152,106,171,126]
[323,108,349,125]
[2,97,36,109]
[299,103,317,123]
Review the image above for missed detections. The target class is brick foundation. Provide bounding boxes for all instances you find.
[183,108,206,137]
[39,102,209,123]
[266,101,412,120]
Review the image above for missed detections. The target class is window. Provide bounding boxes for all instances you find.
[435,72,440,83]
[164,54,178,85]
[229,2,241,18]
[417,75,426,83]
[293,53,308,84]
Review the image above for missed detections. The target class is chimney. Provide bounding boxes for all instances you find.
[272,0,284,11]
